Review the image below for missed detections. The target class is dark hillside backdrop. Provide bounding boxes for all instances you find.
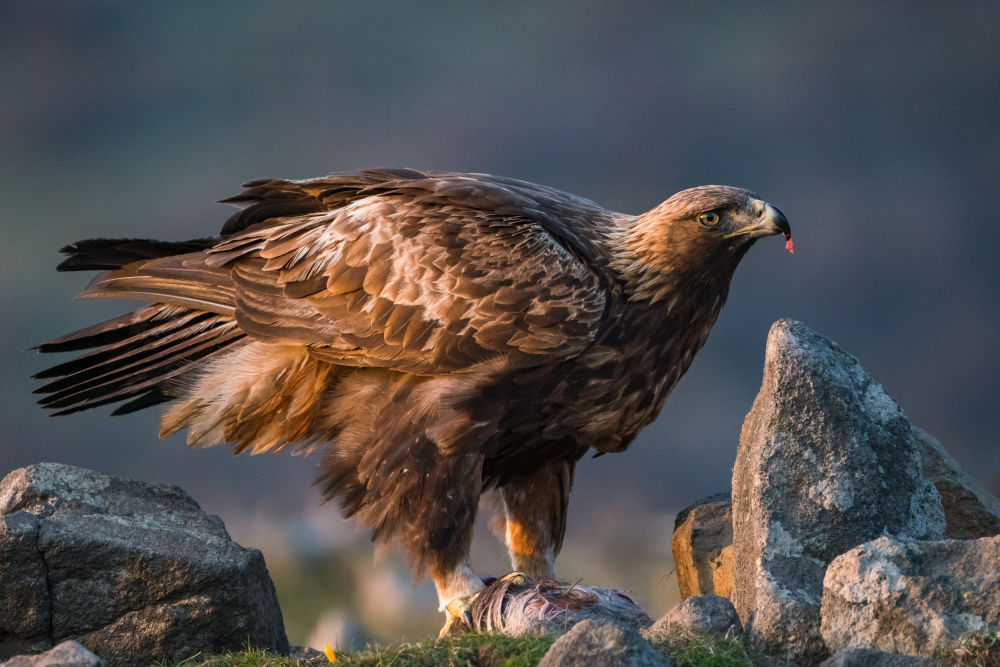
[1,0,998,643]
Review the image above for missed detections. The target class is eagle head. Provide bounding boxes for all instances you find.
[616,185,792,302]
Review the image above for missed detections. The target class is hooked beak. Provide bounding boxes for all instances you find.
[726,202,791,240]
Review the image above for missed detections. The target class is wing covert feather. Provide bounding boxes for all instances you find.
[208,176,611,373]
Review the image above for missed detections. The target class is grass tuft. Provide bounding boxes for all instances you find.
[162,630,762,667]
[646,630,755,667]
[328,633,555,667]
[164,633,556,667]
[944,631,1000,667]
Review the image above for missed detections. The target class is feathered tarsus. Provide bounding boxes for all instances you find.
[35,168,790,633]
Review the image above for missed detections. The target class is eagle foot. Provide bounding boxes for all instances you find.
[439,597,476,637]
[498,571,530,586]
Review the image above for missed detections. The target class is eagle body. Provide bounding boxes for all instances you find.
[35,169,790,630]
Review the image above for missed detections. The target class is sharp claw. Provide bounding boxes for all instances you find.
[500,571,530,586]
[440,597,476,637]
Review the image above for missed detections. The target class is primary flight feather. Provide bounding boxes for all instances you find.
[34,168,791,633]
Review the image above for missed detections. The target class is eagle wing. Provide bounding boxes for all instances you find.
[40,170,615,452]
[195,170,613,374]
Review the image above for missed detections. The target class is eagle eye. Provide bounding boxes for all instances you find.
[698,210,720,226]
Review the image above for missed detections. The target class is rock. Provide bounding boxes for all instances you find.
[647,595,742,639]
[0,463,289,667]
[670,493,733,600]
[537,619,671,667]
[470,574,652,636]
[914,426,1000,539]
[732,320,945,665]
[668,429,1000,603]
[0,641,104,667]
[0,512,50,658]
[819,648,937,666]
[821,534,1000,659]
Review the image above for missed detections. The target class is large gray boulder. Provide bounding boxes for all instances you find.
[0,463,288,667]
[821,534,1000,659]
[732,320,945,665]
[0,512,50,658]
[537,619,670,667]
[666,427,999,609]
[914,426,1000,539]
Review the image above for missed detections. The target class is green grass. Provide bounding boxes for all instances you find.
[179,626,1000,667]
[166,648,295,667]
[165,629,1000,667]
[943,631,999,667]
[646,631,755,667]
[167,634,556,667]
[326,634,556,667]
[164,630,765,667]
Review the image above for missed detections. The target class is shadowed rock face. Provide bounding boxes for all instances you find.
[671,493,733,600]
[822,534,1000,659]
[0,463,288,667]
[913,426,1000,540]
[732,319,944,665]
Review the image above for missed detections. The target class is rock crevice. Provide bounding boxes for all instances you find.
[35,524,54,647]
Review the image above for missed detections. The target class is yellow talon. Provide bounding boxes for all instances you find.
[440,596,476,637]
[324,645,336,663]
[500,571,529,586]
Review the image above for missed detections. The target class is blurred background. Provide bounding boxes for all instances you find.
[2,0,998,649]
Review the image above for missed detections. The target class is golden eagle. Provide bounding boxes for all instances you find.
[34,169,791,633]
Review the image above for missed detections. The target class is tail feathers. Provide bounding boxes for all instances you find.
[34,305,245,416]
[34,307,216,379]
[112,387,171,416]
[77,254,237,316]
[57,238,217,272]
[33,303,191,356]
[41,234,347,454]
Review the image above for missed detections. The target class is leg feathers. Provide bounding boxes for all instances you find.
[159,342,343,454]
[316,372,486,578]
